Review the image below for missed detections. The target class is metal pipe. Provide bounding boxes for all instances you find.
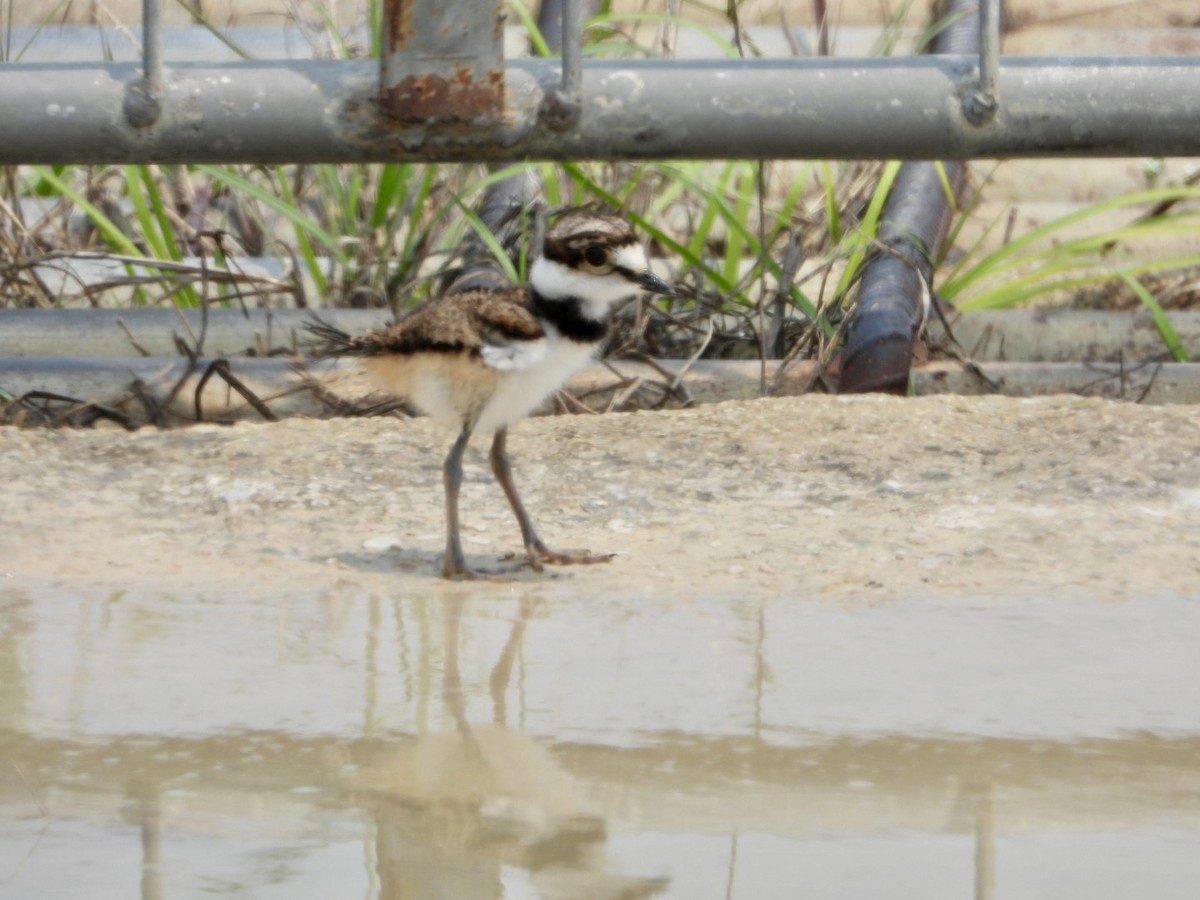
[6,57,1200,164]
[838,162,962,392]
[971,0,1002,123]
[122,0,163,127]
[8,307,1196,362]
[561,0,584,105]
[142,0,162,91]
[0,309,392,358]
[378,0,506,123]
[5,353,1200,421]
[536,0,589,128]
[0,355,826,424]
[839,0,981,393]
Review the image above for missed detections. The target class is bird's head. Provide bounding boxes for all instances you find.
[530,208,673,320]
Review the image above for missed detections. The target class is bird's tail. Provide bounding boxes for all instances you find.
[303,315,385,357]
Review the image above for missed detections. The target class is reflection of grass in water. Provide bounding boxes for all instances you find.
[4,1,1200,366]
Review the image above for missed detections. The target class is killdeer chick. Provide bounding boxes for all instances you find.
[319,207,672,579]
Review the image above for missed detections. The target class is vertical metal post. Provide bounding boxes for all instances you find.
[536,0,584,128]
[379,0,506,124]
[561,0,583,106]
[143,0,162,93]
[123,0,163,126]
[966,0,1000,124]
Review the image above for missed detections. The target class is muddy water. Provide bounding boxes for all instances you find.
[2,586,1198,899]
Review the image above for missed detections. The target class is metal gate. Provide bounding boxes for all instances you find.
[1,0,1198,163]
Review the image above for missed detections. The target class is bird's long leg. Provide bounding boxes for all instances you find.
[441,426,474,578]
[489,428,614,570]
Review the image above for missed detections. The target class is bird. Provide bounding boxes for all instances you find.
[312,207,672,579]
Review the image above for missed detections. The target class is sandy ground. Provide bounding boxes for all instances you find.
[3,394,1199,602]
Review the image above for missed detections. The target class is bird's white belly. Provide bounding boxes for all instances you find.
[473,336,598,434]
[365,353,498,430]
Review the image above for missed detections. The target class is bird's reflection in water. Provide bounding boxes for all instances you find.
[362,594,668,900]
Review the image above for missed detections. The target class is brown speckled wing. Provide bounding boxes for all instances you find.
[331,288,545,358]
[467,292,546,351]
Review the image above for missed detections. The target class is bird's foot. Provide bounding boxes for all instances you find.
[524,543,616,572]
[442,564,521,581]
[478,544,615,577]
[441,555,526,581]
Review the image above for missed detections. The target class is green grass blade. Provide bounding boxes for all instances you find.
[1120,273,1190,362]
[451,196,519,284]
[820,161,842,244]
[962,252,1200,309]
[273,167,326,295]
[833,160,901,300]
[941,185,1200,299]
[372,163,412,230]
[196,164,349,266]
[124,164,203,307]
[939,163,1002,275]
[367,0,383,58]
[506,0,551,57]
[931,161,959,213]
[7,0,72,60]
[948,213,1200,308]
[27,166,159,304]
[28,166,140,256]
[766,162,815,245]
[123,166,170,259]
[398,165,439,264]
[723,165,753,286]
[687,161,736,261]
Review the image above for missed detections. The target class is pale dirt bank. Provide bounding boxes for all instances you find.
[3,394,1199,603]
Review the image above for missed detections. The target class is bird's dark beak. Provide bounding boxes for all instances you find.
[636,269,675,297]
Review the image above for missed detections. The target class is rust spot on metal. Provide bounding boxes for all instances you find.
[380,67,504,124]
[384,0,414,49]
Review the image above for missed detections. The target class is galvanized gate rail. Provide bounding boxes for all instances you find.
[1,0,1198,163]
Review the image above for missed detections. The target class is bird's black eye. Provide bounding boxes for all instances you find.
[583,245,608,268]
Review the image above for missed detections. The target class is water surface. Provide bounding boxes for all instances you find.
[2,588,1198,898]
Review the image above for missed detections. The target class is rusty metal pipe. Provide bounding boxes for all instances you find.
[6,56,1200,164]
[378,0,506,124]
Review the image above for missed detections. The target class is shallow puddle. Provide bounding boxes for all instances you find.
[2,588,1199,898]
